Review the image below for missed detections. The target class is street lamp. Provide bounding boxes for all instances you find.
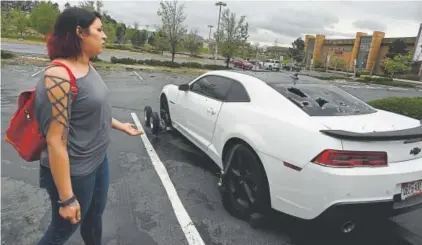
[214,1,227,63]
[207,25,214,40]
[207,25,214,55]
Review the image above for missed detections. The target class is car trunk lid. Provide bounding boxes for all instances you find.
[313,110,422,163]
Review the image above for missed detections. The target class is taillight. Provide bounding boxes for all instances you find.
[312,149,388,167]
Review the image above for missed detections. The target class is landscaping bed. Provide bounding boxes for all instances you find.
[368,97,422,120]
[110,56,230,71]
[357,75,417,88]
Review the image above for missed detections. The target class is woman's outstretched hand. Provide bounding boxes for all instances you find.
[121,122,144,136]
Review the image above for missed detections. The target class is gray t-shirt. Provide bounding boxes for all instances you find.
[35,64,112,176]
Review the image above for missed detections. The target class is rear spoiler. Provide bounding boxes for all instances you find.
[320,125,422,141]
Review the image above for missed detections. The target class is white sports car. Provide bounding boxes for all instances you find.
[153,70,422,233]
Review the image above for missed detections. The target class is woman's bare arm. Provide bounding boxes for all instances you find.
[44,66,74,201]
[112,117,124,131]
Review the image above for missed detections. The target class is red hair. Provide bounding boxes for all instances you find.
[47,32,83,60]
[46,7,101,60]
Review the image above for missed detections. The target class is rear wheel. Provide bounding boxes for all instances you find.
[144,106,153,127]
[220,144,271,226]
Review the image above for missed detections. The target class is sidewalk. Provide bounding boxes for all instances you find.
[325,69,422,85]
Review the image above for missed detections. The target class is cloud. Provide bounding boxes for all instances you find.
[63,1,421,47]
[352,20,387,32]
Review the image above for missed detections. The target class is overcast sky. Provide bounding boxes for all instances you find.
[59,1,422,47]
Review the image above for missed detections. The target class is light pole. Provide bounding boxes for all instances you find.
[207,25,214,40]
[207,25,214,55]
[214,1,226,63]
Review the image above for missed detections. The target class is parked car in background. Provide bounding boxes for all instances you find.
[263,59,280,71]
[282,63,302,72]
[233,59,253,70]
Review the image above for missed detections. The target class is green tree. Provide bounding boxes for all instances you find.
[103,20,116,44]
[157,0,187,62]
[29,1,60,36]
[1,9,12,35]
[115,23,126,45]
[214,8,249,67]
[12,8,29,39]
[125,27,136,45]
[1,1,39,12]
[383,53,412,78]
[78,1,95,11]
[131,29,147,46]
[155,28,170,54]
[148,32,157,47]
[184,29,202,55]
[288,37,305,63]
[386,39,408,59]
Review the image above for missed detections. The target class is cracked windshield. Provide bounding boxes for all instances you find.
[2,1,422,245]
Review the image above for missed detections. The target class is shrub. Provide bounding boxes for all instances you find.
[181,62,203,69]
[110,56,137,65]
[162,61,181,68]
[108,56,231,70]
[356,76,415,88]
[90,56,103,62]
[203,64,230,70]
[144,59,163,66]
[1,50,15,59]
[368,97,422,120]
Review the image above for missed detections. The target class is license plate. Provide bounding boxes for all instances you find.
[401,180,422,200]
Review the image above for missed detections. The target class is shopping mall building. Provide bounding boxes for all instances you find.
[303,31,418,75]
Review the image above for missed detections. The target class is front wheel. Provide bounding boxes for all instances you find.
[150,111,160,135]
[220,144,271,223]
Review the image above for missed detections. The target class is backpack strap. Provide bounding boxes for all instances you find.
[48,60,78,101]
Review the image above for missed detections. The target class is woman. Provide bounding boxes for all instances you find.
[34,7,143,245]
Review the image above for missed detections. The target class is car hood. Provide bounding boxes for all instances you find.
[311,109,421,133]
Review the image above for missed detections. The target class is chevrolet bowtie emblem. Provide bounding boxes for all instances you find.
[410,147,421,156]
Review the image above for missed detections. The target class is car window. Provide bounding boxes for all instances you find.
[268,83,377,116]
[190,75,233,101]
[226,81,250,102]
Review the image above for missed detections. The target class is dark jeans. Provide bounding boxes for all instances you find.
[38,155,110,245]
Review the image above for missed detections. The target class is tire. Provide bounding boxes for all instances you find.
[220,144,271,223]
[150,111,160,135]
[144,106,153,127]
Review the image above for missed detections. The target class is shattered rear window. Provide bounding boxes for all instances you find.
[269,83,377,116]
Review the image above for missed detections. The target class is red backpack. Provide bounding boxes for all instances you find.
[4,61,78,162]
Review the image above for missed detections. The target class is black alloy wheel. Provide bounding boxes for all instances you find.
[160,96,172,128]
[221,144,271,226]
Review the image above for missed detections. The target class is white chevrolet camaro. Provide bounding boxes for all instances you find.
[148,70,422,233]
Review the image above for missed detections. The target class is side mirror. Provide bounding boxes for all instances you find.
[178,84,189,91]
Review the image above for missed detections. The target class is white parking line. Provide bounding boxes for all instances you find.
[31,68,45,77]
[133,71,143,80]
[130,112,206,245]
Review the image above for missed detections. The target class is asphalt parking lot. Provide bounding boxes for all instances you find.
[2,62,422,245]
[1,42,226,65]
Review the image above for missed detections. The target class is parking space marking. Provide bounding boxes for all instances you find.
[133,71,143,80]
[130,112,206,245]
[31,68,45,77]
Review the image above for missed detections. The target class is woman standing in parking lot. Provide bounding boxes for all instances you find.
[35,7,143,245]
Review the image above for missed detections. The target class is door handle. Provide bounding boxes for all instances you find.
[207,107,216,115]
